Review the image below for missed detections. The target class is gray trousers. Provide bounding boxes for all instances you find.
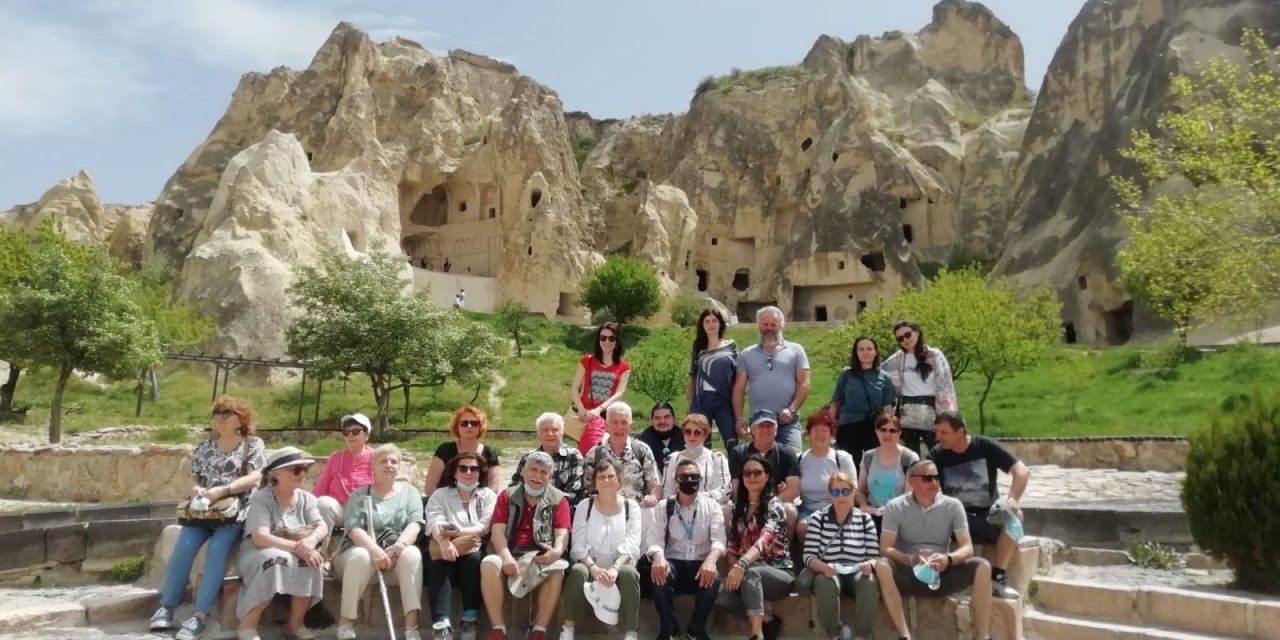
[718,564,795,617]
[808,571,879,638]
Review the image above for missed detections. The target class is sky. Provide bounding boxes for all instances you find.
[0,0,1088,208]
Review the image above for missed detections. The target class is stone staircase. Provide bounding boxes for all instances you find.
[1026,576,1280,640]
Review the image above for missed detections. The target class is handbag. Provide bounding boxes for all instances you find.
[177,438,251,527]
[565,407,587,441]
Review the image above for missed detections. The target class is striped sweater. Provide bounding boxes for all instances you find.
[801,504,880,568]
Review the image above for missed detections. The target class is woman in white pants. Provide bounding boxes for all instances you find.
[334,444,426,640]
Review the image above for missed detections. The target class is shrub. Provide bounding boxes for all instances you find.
[153,425,189,443]
[1139,339,1201,379]
[669,293,705,328]
[578,256,662,326]
[1126,540,1185,570]
[1182,391,1280,593]
[572,136,598,169]
[106,556,146,583]
[959,114,990,131]
[694,65,812,96]
[628,349,688,406]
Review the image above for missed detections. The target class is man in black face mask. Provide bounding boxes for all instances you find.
[644,458,725,640]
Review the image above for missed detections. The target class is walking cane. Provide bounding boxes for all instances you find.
[365,494,398,640]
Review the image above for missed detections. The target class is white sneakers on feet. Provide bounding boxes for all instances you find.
[336,624,357,640]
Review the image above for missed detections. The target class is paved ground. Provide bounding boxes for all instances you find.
[999,465,1184,511]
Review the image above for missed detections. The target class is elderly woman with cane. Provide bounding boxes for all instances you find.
[334,444,426,640]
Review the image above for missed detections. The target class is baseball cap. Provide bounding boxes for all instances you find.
[340,413,372,432]
[750,409,779,427]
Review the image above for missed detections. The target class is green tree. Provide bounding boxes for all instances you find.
[128,258,216,409]
[578,256,662,326]
[0,248,162,443]
[1114,30,1280,340]
[495,301,532,357]
[668,292,705,328]
[627,349,688,408]
[286,246,506,435]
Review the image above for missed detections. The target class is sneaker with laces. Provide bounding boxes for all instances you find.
[335,625,357,640]
[236,630,261,640]
[459,620,479,640]
[992,575,1021,599]
[174,616,208,640]
[433,620,453,640]
[286,628,317,640]
[405,630,423,640]
[148,606,175,631]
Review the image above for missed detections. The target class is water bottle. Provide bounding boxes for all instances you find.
[839,623,853,640]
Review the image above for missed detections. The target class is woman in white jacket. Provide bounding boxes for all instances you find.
[559,459,642,640]
[660,414,732,504]
[423,452,498,640]
[881,320,957,456]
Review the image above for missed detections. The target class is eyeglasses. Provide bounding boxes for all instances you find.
[911,474,940,483]
[457,465,481,473]
[742,469,767,478]
[284,466,306,476]
[895,331,915,342]
[599,335,617,343]
[685,429,707,438]
[458,419,481,428]
[877,427,901,434]
[829,488,853,497]
[677,474,702,482]
[211,409,234,418]
[342,429,365,437]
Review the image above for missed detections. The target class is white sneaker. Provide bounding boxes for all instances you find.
[236,630,260,640]
[406,630,424,640]
[336,624,358,640]
[992,576,1021,599]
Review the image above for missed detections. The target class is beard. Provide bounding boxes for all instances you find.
[759,329,782,345]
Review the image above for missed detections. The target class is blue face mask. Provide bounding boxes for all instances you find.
[685,444,704,455]
[913,562,941,589]
[523,482,546,497]
[1005,514,1025,541]
[457,480,479,492]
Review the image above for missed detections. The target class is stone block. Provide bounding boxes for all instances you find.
[1254,600,1280,640]
[83,587,161,624]
[76,503,152,522]
[1031,577,1135,621]
[86,519,164,559]
[1025,610,1123,640]
[0,529,45,571]
[0,600,85,634]
[1135,585,1253,638]
[46,523,88,563]
[22,508,76,530]
[0,514,22,533]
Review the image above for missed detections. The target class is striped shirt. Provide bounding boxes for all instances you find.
[801,504,880,568]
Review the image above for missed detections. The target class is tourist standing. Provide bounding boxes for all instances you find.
[854,415,919,533]
[830,336,897,462]
[570,323,631,454]
[881,320,956,455]
[688,308,738,448]
[733,306,810,450]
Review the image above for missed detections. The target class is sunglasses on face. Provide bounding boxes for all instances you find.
[742,469,766,478]
[457,465,481,473]
[685,429,707,438]
[342,429,365,437]
[599,335,617,343]
[459,419,481,428]
[829,487,853,497]
[283,466,306,476]
[911,474,940,483]
[677,474,702,482]
[896,331,915,342]
[877,427,901,434]
[212,409,234,418]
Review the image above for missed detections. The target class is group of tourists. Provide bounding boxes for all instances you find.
[150,306,1031,640]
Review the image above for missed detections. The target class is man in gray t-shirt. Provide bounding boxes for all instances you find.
[875,460,1002,640]
[732,306,811,450]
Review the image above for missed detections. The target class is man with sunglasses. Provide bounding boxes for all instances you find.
[874,460,996,640]
[732,306,811,450]
[646,458,725,640]
[313,412,375,532]
[729,410,802,534]
[929,411,1030,600]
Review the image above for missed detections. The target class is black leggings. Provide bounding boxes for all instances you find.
[426,553,483,621]
[837,417,878,463]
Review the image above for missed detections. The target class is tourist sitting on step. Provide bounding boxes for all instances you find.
[425,451,499,640]
[479,451,571,640]
[312,413,374,533]
[799,471,881,640]
[569,322,632,455]
[728,410,801,536]
[796,411,857,540]
[874,459,996,640]
[334,445,426,640]
[559,459,643,640]
[645,458,725,640]
[150,396,266,640]
[422,406,502,495]
[929,411,1030,600]
[718,453,797,640]
[637,401,686,476]
[660,413,732,504]
[235,447,329,640]
[509,412,586,506]
[582,402,662,508]
[854,415,920,535]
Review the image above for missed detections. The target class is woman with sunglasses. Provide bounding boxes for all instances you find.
[719,454,794,640]
[335,445,426,640]
[569,322,631,454]
[687,308,738,448]
[150,396,265,640]
[660,414,732,504]
[854,416,919,533]
[313,413,375,532]
[800,472,880,640]
[881,321,956,455]
[829,336,896,462]
[423,406,501,495]
[796,412,856,541]
[424,452,498,640]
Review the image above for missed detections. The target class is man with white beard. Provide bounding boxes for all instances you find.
[731,306,812,450]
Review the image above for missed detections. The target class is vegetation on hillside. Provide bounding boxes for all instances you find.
[695,65,812,97]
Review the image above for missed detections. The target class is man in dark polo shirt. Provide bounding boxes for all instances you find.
[728,409,801,533]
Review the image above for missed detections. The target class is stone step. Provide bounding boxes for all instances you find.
[0,585,158,634]
[1025,610,1243,640]
[1030,577,1280,640]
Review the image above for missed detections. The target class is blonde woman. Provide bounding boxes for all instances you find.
[660,414,731,504]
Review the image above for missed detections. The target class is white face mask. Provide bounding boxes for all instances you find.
[523,482,546,497]
[456,480,479,492]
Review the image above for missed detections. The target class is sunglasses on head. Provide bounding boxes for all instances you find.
[911,474,940,483]
[459,419,481,428]
[457,464,481,473]
[877,427,900,434]
[212,409,234,418]
[742,469,766,478]
[599,335,617,343]
[896,331,915,342]
[829,487,853,497]
[342,428,365,437]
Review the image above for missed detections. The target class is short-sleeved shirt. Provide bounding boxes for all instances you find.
[579,355,631,411]
[491,490,571,550]
[690,341,738,398]
[880,492,968,556]
[188,436,266,521]
[340,483,426,552]
[737,341,810,419]
[433,441,500,472]
[929,436,1018,510]
[729,442,800,486]
[584,438,661,502]
[862,447,919,507]
[242,488,323,541]
[798,448,856,513]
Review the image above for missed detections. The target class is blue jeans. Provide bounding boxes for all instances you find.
[160,524,243,615]
[692,393,736,449]
[776,416,802,450]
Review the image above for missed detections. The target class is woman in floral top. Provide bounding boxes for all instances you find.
[719,453,795,640]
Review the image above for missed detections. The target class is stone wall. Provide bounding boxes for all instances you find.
[1004,437,1188,472]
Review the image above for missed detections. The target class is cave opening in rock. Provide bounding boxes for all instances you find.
[409,185,449,227]
[1077,276,1088,290]
[814,305,828,322]
[1104,301,1134,345]
[530,189,543,208]
[732,269,750,291]
[899,198,908,209]
[1063,322,1077,344]
[696,269,709,292]
[902,224,914,244]
[711,237,719,246]
[857,300,868,314]
[860,252,886,272]
[557,292,575,316]
[684,251,691,269]
[527,246,533,256]
[489,208,497,219]
[801,137,813,151]
[837,260,846,270]
[458,200,467,212]
[832,152,840,162]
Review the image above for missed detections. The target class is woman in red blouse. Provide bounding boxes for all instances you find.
[569,323,631,454]
[720,453,796,640]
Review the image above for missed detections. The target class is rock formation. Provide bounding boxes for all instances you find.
[1,171,155,268]
[993,0,1280,345]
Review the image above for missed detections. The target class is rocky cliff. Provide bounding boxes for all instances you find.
[1,171,152,268]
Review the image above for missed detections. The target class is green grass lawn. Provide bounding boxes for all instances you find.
[4,315,1277,444]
